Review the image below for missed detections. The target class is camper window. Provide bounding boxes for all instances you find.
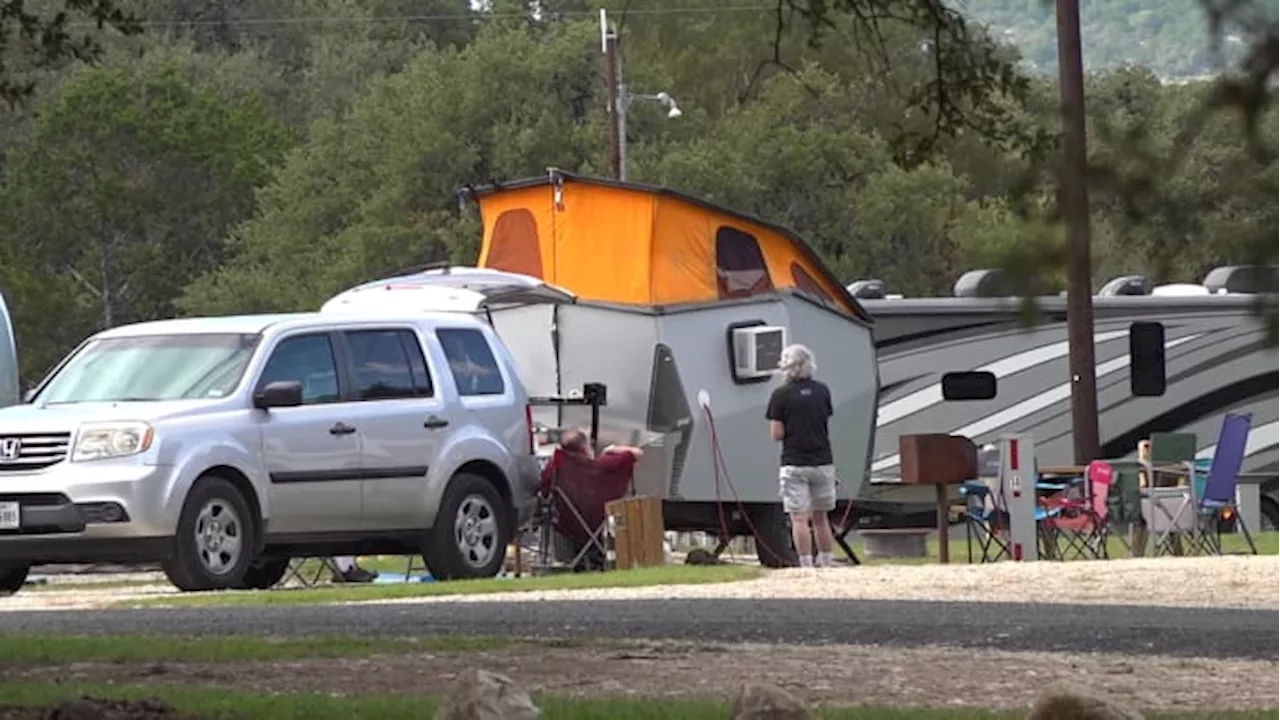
[437,328,505,396]
[344,329,433,401]
[789,262,834,304]
[715,227,773,299]
[485,209,543,277]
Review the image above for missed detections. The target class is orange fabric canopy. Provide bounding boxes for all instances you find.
[461,171,870,322]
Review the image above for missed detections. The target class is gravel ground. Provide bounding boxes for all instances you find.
[1,595,1274,661]
[363,556,1280,610]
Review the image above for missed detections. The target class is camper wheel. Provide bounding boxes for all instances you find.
[750,505,799,568]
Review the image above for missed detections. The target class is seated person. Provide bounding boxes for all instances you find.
[555,427,643,470]
[540,428,643,569]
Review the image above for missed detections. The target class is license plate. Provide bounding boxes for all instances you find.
[0,502,18,530]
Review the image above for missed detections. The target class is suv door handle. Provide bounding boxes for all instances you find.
[329,422,356,436]
[423,416,450,430]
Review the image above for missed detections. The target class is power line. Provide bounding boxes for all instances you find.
[67,5,781,29]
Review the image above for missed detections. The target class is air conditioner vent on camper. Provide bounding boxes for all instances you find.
[732,325,787,380]
[1097,275,1151,296]
[1202,265,1278,295]
[847,279,886,299]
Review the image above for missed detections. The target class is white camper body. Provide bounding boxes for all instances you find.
[0,291,18,409]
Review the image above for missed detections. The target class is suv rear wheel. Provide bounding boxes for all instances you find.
[422,472,511,580]
[0,564,28,596]
[162,476,257,592]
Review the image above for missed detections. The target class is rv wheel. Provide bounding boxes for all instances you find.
[751,505,799,568]
[1261,496,1278,533]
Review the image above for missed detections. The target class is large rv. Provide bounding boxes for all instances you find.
[858,269,1279,529]
[0,290,18,409]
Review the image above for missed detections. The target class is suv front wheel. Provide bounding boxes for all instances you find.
[162,475,258,592]
[422,472,512,580]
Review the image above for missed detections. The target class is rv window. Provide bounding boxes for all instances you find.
[715,227,773,299]
[941,371,997,401]
[1129,322,1166,397]
[437,327,505,396]
[789,262,834,303]
[344,329,433,401]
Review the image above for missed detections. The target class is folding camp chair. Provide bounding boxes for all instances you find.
[1108,431,1198,555]
[961,480,1010,563]
[1185,412,1257,555]
[531,448,635,573]
[279,557,344,587]
[1040,461,1114,560]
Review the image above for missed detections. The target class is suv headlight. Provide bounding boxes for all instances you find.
[71,422,154,462]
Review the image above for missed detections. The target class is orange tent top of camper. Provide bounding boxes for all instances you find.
[460,171,872,324]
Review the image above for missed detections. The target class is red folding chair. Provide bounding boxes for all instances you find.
[1041,460,1114,560]
[534,448,636,572]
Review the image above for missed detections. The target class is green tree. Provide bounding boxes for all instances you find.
[180,18,606,315]
[0,61,293,378]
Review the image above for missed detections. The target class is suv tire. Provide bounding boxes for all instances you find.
[162,475,257,592]
[0,564,29,596]
[236,557,290,590]
[422,472,511,580]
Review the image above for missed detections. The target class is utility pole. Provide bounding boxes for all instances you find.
[601,9,622,180]
[1055,0,1101,464]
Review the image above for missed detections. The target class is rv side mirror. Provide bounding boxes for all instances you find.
[941,371,997,401]
[1130,321,1166,397]
[253,380,304,410]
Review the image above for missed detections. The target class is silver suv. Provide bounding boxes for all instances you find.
[0,311,538,594]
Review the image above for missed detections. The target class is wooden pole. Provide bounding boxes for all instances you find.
[1054,0,1101,464]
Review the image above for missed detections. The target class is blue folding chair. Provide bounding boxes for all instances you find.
[1187,412,1257,555]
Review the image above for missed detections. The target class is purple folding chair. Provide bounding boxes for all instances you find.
[1188,412,1256,555]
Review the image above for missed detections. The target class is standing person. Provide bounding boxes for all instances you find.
[765,343,838,568]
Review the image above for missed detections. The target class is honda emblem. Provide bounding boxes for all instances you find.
[0,438,21,462]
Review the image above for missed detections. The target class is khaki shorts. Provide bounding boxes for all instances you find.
[779,465,837,514]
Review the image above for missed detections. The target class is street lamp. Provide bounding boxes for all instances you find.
[615,90,682,180]
[601,9,683,181]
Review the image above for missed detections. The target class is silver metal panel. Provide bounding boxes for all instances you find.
[490,296,879,505]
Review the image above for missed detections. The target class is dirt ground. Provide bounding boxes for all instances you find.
[8,640,1279,712]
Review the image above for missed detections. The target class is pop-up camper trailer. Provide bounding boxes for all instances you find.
[323,170,881,561]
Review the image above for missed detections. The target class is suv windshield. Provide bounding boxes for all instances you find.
[36,333,261,405]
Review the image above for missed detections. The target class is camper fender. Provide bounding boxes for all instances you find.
[422,435,517,531]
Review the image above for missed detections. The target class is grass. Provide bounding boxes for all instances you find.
[0,633,511,666]
[112,564,763,609]
[0,683,1271,720]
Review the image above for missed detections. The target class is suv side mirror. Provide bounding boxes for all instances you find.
[253,380,304,410]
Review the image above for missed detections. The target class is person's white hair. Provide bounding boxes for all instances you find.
[778,343,816,381]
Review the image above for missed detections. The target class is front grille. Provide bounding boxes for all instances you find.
[0,432,72,472]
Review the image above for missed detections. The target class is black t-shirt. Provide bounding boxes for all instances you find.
[765,378,834,467]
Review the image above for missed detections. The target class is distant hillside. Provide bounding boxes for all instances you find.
[955,0,1276,80]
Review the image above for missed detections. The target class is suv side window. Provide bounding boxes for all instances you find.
[344,329,433,401]
[437,328,505,396]
[257,334,340,405]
